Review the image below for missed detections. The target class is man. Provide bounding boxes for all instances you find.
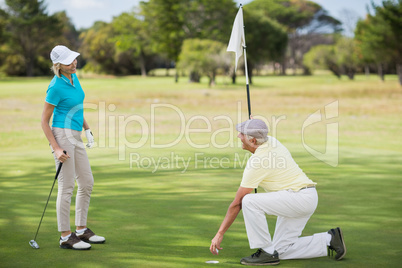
[210,119,346,265]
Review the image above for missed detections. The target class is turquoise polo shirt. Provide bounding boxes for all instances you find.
[45,73,85,131]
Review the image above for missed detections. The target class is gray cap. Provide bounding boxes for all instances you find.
[236,119,268,139]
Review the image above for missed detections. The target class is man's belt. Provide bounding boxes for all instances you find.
[299,185,316,191]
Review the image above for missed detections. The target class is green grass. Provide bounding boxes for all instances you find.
[0,73,401,267]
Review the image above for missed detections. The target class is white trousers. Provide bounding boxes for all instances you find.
[242,188,328,259]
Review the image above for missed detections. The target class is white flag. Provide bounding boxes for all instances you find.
[227,7,245,71]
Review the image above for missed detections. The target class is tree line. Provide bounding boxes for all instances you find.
[0,0,400,85]
[304,0,402,84]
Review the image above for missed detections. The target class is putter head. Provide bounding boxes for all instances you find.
[29,240,40,249]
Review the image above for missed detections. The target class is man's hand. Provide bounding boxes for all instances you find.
[208,187,253,255]
[210,233,223,255]
[85,129,94,148]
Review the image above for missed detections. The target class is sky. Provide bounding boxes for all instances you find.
[1,0,384,31]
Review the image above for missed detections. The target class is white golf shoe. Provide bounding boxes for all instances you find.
[60,233,91,250]
[76,228,106,244]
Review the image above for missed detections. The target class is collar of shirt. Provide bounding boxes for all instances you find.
[254,141,269,154]
[61,73,75,87]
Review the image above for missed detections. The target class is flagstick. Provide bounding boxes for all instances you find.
[240,5,251,120]
[240,8,255,193]
[243,45,251,119]
[244,51,256,194]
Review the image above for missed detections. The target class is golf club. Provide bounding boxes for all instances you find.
[29,150,66,249]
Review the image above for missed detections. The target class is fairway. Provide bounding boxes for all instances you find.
[0,74,401,267]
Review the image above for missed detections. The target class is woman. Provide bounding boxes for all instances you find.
[41,45,105,250]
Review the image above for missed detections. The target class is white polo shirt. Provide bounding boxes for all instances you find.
[240,136,316,192]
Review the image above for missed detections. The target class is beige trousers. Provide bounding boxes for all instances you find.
[52,127,94,232]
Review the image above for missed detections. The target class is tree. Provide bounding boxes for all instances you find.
[355,0,402,83]
[79,22,117,74]
[53,11,80,50]
[304,37,360,80]
[334,37,360,80]
[80,19,155,76]
[246,0,341,75]
[182,0,237,43]
[177,39,228,86]
[304,44,341,79]
[0,8,7,43]
[0,8,8,75]
[141,0,237,81]
[2,0,62,76]
[243,9,288,83]
[141,0,187,82]
[355,16,388,80]
[373,0,402,84]
[111,12,153,76]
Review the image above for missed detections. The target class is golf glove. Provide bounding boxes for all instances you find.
[85,129,94,148]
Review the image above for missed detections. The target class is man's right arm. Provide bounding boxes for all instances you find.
[210,186,254,255]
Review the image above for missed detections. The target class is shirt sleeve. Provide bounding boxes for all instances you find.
[45,86,60,106]
[240,156,267,189]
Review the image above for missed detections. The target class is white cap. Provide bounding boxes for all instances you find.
[50,45,80,65]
